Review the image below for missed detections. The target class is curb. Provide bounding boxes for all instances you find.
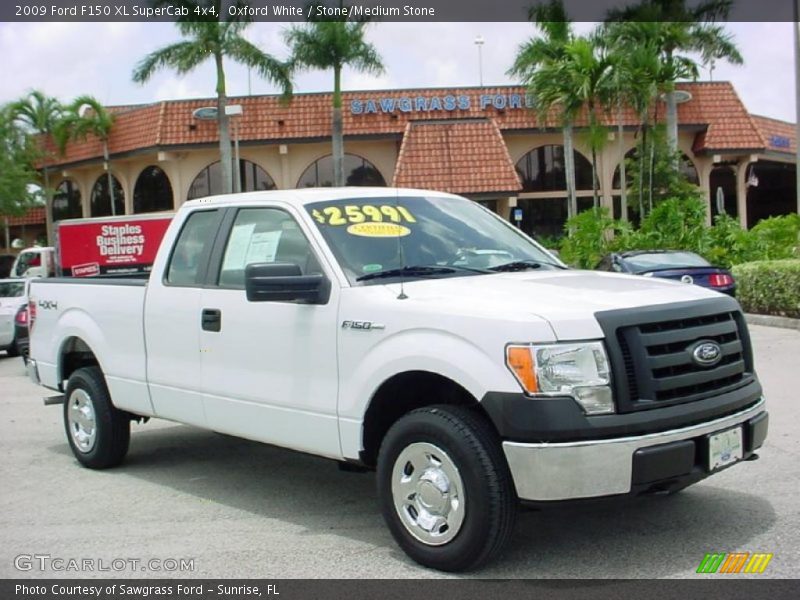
[744,313,800,331]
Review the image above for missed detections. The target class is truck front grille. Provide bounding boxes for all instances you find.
[596,299,754,413]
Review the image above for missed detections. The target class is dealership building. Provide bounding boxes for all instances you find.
[39,81,797,242]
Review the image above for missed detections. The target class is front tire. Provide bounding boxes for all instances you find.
[64,366,130,469]
[377,405,517,572]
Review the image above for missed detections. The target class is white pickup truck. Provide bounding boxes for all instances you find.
[27,188,768,571]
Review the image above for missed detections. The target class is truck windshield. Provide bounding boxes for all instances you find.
[305,195,562,285]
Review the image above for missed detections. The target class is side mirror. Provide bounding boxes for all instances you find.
[245,263,330,304]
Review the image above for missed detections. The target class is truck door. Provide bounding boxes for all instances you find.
[144,209,223,426]
[198,206,341,458]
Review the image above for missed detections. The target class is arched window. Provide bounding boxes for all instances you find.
[134,166,174,213]
[187,159,276,200]
[515,145,593,192]
[613,150,699,188]
[90,174,125,217]
[297,154,386,188]
[52,179,82,222]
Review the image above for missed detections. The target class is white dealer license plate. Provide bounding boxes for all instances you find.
[708,426,743,471]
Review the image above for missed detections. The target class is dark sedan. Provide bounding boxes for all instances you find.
[596,250,736,296]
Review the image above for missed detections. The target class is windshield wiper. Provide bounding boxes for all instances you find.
[489,259,566,272]
[356,264,489,282]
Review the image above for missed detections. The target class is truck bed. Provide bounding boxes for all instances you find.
[28,278,153,416]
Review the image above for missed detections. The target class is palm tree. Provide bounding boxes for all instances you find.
[601,24,663,219]
[558,35,614,209]
[285,2,384,187]
[10,90,64,242]
[133,1,292,195]
[606,0,743,159]
[508,0,580,219]
[58,96,119,216]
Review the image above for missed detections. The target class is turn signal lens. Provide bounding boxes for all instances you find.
[506,346,538,393]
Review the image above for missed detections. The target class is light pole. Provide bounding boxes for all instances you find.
[474,35,484,87]
[226,104,243,194]
[192,104,244,194]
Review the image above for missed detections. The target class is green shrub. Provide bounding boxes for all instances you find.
[635,197,708,252]
[731,260,800,318]
[556,197,800,272]
[750,213,800,261]
[560,207,633,269]
[704,214,759,268]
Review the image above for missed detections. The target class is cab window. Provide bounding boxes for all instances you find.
[217,208,321,289]
[166,210,219,285]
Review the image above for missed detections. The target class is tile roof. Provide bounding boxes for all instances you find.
[684,82,765,153]
[43,81,787,167]
[5,207,46,226]
[750,115,796,155]
[393,119,522,194]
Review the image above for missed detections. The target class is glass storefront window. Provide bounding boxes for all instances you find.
[134,166,174,213]
[297,154,386,188]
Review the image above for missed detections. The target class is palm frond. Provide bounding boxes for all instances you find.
[132,40,210,83]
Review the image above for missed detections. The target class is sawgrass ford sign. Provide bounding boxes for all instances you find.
[350,92,534,115]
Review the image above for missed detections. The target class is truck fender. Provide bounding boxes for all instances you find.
[337,328,518,460]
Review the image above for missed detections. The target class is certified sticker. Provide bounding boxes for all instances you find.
[347,223,411,238]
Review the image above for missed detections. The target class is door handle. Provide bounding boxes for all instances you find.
[201,308,221,332]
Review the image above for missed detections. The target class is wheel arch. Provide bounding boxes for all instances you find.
[360,370,498,468]
[58,336,101,390]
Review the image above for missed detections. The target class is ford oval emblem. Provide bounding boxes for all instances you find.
[691,340,722,367]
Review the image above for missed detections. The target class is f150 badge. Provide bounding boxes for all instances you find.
[342,320,385,331]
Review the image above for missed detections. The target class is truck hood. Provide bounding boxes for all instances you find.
[381,269,724,340]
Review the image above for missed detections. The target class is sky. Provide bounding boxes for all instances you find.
[0,21,795,122]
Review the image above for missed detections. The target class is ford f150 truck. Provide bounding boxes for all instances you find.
[27,188,768,571]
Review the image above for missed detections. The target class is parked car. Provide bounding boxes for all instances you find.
[0,254,16,278]
[0,278,28,356]
[14,304,29,364]
[596,250,736,296]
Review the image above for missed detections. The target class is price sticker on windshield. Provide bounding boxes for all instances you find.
[311,204,417,227]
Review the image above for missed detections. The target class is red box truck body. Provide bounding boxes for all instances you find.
[56,213,173,277]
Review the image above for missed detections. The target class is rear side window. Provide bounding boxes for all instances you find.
[166,210,219,285]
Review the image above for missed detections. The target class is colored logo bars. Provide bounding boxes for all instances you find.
[697,552,773,574]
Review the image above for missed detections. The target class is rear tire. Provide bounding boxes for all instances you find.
[64,366,130,469]
[377,405,517,572]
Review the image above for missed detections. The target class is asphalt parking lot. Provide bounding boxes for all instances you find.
[1,324,798,579]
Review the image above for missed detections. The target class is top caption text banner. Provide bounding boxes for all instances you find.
[2,0,797,22]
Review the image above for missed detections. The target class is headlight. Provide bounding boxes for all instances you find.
[506,342,614,415]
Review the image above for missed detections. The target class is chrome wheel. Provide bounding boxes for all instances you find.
[67,388,97,453]
[391,442,465,546]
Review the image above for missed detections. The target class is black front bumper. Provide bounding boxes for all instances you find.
[481,379,763,444]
